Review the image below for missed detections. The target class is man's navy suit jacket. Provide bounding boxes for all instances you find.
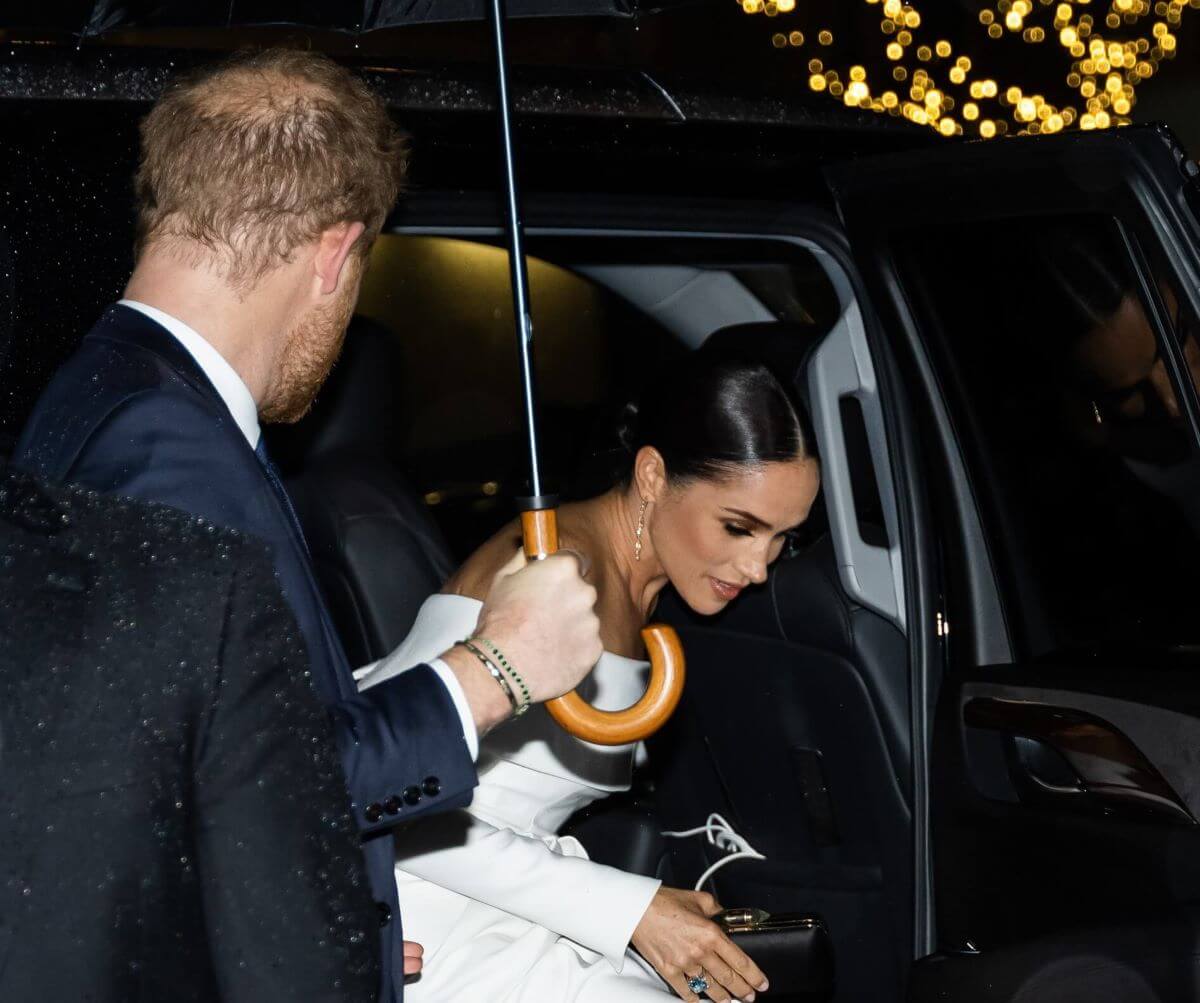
[13,303,478,1002]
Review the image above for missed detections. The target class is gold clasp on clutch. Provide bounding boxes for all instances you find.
[715,907,772,933]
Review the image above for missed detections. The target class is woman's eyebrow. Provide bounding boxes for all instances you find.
[723,506,807,535]
[721,507,770,529]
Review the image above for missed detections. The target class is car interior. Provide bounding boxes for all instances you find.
[267,231,916,1002]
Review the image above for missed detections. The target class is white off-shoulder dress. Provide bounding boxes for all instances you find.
[355,593,673,1002]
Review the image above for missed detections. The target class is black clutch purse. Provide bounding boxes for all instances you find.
[714,908,835,999]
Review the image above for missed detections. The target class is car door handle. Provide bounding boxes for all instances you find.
[963,697,1196,825]
[1009,734,1087,796]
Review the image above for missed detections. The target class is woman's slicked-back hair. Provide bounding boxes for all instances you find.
[616,356,816,484]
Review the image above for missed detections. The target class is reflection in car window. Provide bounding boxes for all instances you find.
[898,216,1200,664]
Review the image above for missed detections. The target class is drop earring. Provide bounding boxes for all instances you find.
[634,499,647,561]
[1092,400,1103,425]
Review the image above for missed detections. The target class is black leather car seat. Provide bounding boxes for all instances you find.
[649,540,911,1003]
[279,317,455,669]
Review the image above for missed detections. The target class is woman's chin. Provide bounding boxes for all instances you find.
[677,586,731,617]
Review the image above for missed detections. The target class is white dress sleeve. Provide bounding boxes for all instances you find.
[394,813,662,970]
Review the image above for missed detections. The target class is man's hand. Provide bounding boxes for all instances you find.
[402,940,423,977]
[441,548,602,735]
[631,887,769,1003]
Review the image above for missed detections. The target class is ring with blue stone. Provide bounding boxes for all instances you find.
[686,972,710,995]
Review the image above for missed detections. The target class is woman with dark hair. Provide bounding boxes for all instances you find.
[358,356,821,1003]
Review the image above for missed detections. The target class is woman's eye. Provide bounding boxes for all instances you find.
[723,523,752,538]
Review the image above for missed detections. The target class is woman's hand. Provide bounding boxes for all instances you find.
[402,940,424,977]
[631,887,769,1002]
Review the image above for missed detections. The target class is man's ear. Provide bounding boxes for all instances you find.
[633,446,668,504]
[314,221,367,297]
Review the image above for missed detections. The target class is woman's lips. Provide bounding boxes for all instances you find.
[709,576,743,602]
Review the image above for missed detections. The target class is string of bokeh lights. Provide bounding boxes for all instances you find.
[740,0,1197,138]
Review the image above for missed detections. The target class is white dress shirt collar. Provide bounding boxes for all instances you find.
[118,299,261,449]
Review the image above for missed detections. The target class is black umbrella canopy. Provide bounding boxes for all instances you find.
[0,0,702,35]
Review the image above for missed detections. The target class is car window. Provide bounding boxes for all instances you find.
[895,215,1200,665]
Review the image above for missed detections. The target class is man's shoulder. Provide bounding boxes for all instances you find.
[13,308,224,476]
[51,311,217,410]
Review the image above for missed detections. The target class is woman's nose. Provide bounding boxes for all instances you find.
[739,554,769,585]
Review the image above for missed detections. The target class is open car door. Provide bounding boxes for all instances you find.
[828,126,1200,1002]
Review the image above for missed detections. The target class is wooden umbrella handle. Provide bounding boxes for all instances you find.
[521,508,686,746]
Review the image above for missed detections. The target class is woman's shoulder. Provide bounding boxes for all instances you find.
[442,519,525,600]
[440,502,605,602]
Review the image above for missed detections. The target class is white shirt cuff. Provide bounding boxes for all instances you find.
[428,657,480,761]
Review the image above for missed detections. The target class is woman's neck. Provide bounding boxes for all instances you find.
[575,485,670,623]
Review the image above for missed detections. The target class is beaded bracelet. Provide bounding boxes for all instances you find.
[473,637,531,715]
[460,639,522,716]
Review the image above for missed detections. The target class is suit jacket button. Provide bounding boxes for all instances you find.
[364,803,383,823]
[377,902,392,927]
[422,776,441,797]
[403,785,422,806]
[384,796,402,815]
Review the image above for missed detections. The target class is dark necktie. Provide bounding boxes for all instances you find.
[253,435,353,691]
[254,436,311,557]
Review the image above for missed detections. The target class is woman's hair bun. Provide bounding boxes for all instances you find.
[614,399,641,455]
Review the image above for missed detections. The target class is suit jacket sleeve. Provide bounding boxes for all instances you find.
[393,814,662,970]
[193,538,380,1003]
[65,391,477,834]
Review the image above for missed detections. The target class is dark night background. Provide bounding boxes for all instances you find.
[1,1,1196,149]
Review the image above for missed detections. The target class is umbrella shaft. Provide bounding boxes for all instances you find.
[490,0,544,501]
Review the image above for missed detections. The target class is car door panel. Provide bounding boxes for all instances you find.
[827,126,1200,1001]
[963,683,1200,824]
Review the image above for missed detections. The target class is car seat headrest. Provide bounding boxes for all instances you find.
[698,321,823,406]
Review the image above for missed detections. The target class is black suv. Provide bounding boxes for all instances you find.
[2,17,1200,1003]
